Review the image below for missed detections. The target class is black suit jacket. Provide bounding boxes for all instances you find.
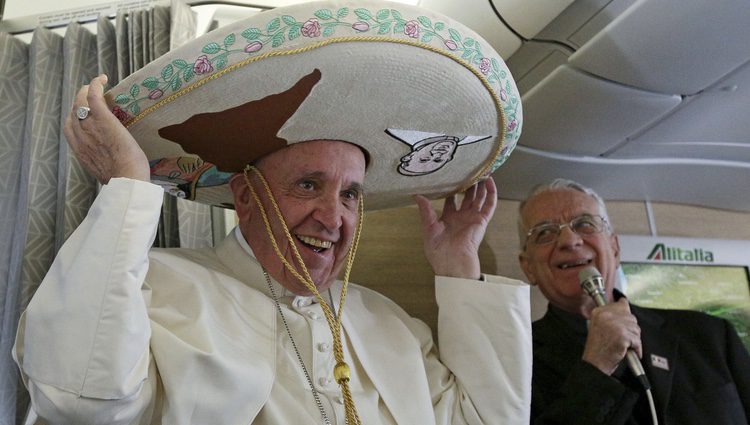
[531,301,750,425]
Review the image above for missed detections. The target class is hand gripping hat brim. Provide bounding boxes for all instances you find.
[104,0,522,210]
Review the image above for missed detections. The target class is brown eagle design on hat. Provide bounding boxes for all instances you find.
[158,69,323,172]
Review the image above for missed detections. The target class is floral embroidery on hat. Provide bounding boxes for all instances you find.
[111,5,521,160]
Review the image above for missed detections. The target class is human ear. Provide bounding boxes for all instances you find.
[611,233,621,261]
[519,252,537,286]
[229,174,252,221]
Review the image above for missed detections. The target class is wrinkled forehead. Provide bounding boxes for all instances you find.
[522,188,602,227]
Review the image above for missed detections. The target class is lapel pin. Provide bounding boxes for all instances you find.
[650,354,670,371]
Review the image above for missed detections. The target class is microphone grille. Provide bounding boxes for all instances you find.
[578,266,601,283]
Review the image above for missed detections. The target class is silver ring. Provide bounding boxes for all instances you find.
[76,106,91,120]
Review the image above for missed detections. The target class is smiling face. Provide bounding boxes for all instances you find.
[399,139,457,175]
[230,140,366,295]
[518,188,620,317]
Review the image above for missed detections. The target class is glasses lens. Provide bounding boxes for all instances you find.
[531,224,559,245]
[571,215,603,235]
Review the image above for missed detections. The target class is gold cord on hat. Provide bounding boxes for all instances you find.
[243,165,363,425]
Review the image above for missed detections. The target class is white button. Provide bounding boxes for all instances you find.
[336,396,344,405]
[319,377,332,386]
[307,311,321,320]
[317,342,331,352]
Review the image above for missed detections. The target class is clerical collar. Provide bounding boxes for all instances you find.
[232,226,318,306]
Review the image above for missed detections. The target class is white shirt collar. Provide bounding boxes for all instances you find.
[233,226,317,306]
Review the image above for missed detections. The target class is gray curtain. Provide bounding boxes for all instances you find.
[0,1,213,423]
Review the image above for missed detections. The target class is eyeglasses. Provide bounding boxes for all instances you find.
[525,214,609,246]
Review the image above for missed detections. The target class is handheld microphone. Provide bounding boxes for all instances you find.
[578,267,650,390]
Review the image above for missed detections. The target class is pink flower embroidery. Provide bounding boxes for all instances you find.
[244,41,262,53]
[352,21,369,32]
[479,57,491,75]
[507,118,518,132]
[404,20,420,38]
[444,40,458,50]
[148,89,163,100]
[301,18,321,37]
[193,55,213,74]
[112,106,131,123]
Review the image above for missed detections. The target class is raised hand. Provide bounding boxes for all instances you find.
[63,74,150,184]
[415,178,497,279]
[582,298,643,375]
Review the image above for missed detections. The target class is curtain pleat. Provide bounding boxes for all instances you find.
[18,27,64,312]
[0,1,214,421]
[115,12,130,81]
[0,32,31,425]
[97,15,119,86]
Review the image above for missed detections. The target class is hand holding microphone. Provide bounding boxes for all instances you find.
[578,267,650,390]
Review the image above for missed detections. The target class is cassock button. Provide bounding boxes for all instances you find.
[318,342,331,352]
[307,311,321,320]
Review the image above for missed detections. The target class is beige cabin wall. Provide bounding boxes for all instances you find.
[349,199,750,337]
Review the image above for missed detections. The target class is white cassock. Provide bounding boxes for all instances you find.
[14,178,532,425]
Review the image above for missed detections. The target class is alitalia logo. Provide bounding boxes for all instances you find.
[647,243,714,262]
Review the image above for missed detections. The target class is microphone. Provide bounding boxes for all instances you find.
[578,267,650,390]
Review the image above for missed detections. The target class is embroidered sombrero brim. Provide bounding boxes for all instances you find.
[104,0,522,210]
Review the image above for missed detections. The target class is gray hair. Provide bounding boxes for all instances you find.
[517,178,612,249]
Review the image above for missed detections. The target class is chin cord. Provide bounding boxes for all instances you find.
[243,165,364,425]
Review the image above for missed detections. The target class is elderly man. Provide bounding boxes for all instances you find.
[518,178,750,424]
[14,1,531,424]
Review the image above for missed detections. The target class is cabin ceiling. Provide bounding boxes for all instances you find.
[422,0,750,212]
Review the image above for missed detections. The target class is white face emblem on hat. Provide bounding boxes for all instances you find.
[386,128,491,176]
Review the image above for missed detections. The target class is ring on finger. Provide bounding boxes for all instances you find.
[76,106,91,120]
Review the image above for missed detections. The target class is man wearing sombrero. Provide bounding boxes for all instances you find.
[14,1,530,424]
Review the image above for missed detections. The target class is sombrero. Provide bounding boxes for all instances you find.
[104,0,522,210]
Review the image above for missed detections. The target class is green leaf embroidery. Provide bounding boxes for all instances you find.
[417,16,432,28]
[337,8,349,18]
[462,50,473,60]
[202,42,222,54]
[434,22,445,31]
[354,8,372,20]
[170,78,181,91]
[172,59,188,69]
[289,25,301,40]
[128,102,140,115]
[376,9,390,20]
[491,58,500,73]
[394,22,405,33]
[323,26,335,37]
[115,94,130,105]
[464,38,475,48]
[183,68,194,82]
[449,28,461,42]
[161,64,174,80]
[378,22,391,34]
[391,9,403,21]
[421,33,433,43]
[267,17,281,33]
[271,33,284,47]
[281,15,297,25]
[224,34,236,47]
[315,9,334,20]
[241,28,261,40]
[216,57,227,70]
[142,77,159,90]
